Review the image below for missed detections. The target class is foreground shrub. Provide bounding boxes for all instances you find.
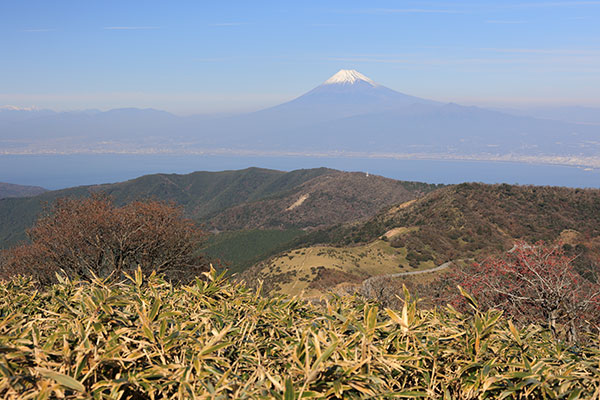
[0,269,599,399]
[0,195,209,284]
[456,241,600,342]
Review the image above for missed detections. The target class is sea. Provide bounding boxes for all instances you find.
[0,154,599,190]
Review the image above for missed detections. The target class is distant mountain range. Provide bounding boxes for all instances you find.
[492,105,600,126]
[1,70,599,166]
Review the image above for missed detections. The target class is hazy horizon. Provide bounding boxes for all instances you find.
[2,86,600,117]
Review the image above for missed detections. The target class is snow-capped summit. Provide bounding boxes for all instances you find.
[0,105,39,111]
[324,69,376,86]
[252,68,436,123]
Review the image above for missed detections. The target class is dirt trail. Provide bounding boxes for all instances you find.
[360,261,453,297]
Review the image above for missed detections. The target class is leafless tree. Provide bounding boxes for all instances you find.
[457,242,600,341]
[0,194,209,284]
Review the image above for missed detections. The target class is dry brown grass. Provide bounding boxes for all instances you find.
[246,240,436,297]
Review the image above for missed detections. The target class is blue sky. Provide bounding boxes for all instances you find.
[1,1,599,114]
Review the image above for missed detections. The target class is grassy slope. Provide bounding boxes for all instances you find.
[244,239,436,297]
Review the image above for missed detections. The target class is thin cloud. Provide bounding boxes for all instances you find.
[209,22,245,27]
[360,8,461,14]
[324,51,600,68]
[325,47,600,57]
[311,23,347,27]
[326,57,411,64]
[21,28,55,32]
[325,56,518,66]
[480,47,600,55]
[194,58,231,62]
[103,26,160,30]
[513,1,600,7]
[485,20,527,24]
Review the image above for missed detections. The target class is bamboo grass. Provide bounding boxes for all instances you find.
[0,268,598,399]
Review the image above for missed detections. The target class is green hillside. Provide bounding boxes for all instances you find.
[92,167,335,217]
[0,182,47,199]
[0,186,91,248]
[0,167,334,248]
[202,228,305,275]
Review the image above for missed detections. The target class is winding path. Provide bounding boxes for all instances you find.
[360,261,453,296]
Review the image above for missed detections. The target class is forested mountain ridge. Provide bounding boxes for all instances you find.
[0,182,47,199]
[340,183,600,262]
[0,167,329,248]
[205,172,438,231]
[0,167,440,249]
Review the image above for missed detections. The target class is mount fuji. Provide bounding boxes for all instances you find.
[199,70,598,158]
[272,69,436,113]
[250,69,437,123]
[194,69,441,145]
